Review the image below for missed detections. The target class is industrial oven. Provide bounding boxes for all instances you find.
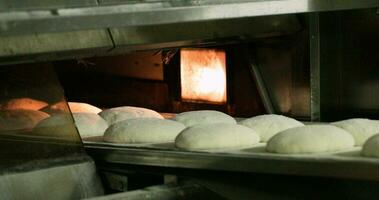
[1,1,379,199]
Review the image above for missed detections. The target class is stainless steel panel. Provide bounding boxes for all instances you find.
[84,142,379,181]
[0,157,103,199]
[245,48,275,114]
[85,184,219,200]
[99,0,163,5]
[0,0,97,12]
[0,29,113,65]
[0,64,85,170]
[1,0,379,36]
[309,13,321,121]
[110,15,301,52]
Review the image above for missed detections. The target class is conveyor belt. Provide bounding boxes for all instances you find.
[84,137,379,181]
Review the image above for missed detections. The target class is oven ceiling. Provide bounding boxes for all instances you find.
[1,0,378,65]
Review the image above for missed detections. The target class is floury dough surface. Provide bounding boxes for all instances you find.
[173,110,236,127]
[34,114,77,137]
[34,113,108,138]
[331,118,379,146]
[42,102,102,114]
[68,102,102,114]
[361,134,379,158]
[103,118,185,143]
[72,113,108,137]
[0,98,48,111]
[266,125,355,154]
[0,109,49,131]
[99,106,163,125]
[175,123,260,151]
[239,114,304,142]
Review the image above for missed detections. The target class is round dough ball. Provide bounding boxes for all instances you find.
[266,125,355,154]
[331,118,379,146]
[72,113,108,137]
[42,102,102,114]
[99,106,163,125]
[69,102,102,114]
[1,98,48,111]
[175,123,260,151]
[34,114,77,137]
[361,134,379,157]
[0,109,49,131]
[103,118,185,143]
[173,110,236,127]
[239,114,304,142]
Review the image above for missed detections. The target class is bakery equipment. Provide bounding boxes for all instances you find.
[1,1,379,199]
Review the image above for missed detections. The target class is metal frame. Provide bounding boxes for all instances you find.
[1,0,379,36]
[85,144,379,181]
[244,47,275,114]
[309,13,321,121]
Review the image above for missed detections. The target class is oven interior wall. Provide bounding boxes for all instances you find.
[53,26,310,118]
[319,9,379,121]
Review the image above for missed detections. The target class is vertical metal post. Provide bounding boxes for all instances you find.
[309,13,321,121]
[244,47,275,114]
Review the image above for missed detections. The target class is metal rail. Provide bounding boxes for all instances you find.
[84,144,379,181]
[1,0,379,36]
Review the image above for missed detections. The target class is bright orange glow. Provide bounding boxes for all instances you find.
[180,49,227,103]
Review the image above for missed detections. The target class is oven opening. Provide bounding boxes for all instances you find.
[180,48,227,104]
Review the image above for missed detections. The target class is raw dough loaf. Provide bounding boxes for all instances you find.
[72,113,108,137]
[1,98,48,111]
[0,109,49,131]
[69,102,102,114]
[331,118,379,146]
[239,114,304,142]
[361,134,379,157]
[35,113,108,138]
[99,106,163,125]
[34,114,77,137]
[103,118,185,143]
[42,102,102,114]
[266,125,354,154]
[173,110,236,127]
[175,123,260,151]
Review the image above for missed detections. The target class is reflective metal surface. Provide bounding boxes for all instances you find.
[0,15,301,65]
[1,0,379,36]
[309,13,321,121]
[0,63,84,171]
[0,30,113,65]
[0,0,97,12]
[0,156,104,200]
[111,15,301,53]
[84,142,379,181]
[245,47,275,114]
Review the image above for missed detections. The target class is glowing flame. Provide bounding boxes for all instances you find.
[180,49,227,103]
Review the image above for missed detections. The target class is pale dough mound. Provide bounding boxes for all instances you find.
[1,98,48,111]
[42,102,102,114]
[99,106,163,125]
[0,109,49,131]
[331,118,379,146]
[266,125,354,154]
[361,134,379,157]
[173,110,236,127]
[175,123,260,151]
[34,114,77,137]
[103,118,185,143]
[72,113,108,137]
[69,102,102,114]
[34,113,108,138]
[239,114,304,142]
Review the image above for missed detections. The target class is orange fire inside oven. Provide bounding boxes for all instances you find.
[180,49,227,103]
